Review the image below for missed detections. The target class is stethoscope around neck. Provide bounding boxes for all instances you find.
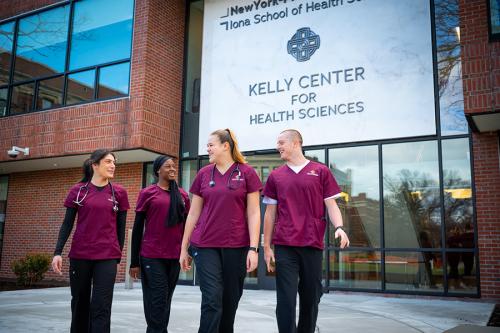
[209,163,242,190]
[73,181,119,212]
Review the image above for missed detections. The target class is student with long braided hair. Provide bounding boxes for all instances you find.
[129,155,190,333]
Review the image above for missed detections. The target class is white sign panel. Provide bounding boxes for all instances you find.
[199,0,436,154]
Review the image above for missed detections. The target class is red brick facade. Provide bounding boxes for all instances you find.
[459,0,500,299]
[0,0,186,282]
[0,0,186,161]
[0,164,142,282]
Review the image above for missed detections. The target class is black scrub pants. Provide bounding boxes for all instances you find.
[275,245,323,333]
[140,257,181,333]
[69,258,117,333]
[190,246,247,333]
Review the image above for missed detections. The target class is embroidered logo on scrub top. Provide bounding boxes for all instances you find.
[306,170,319,177]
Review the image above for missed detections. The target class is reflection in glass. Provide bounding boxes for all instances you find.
[182,0,204,157]
[11,83,34,115]
[181,160,198,194]
[70,0,134,70]
[447,251,477,294]
[66,70,95,105]
[383,141,441,249]
[14,6,69,82]
[37,76,64,110]
[0,88,7,117]
[385,252,443,291]
[442,138,474,248]
[304,149,325,164]
[330,251,381,289]
[0,22,15,86]
[329,146,380,248]
[435,0,467,135]
[98,62,130,99]
[0,176,8,264]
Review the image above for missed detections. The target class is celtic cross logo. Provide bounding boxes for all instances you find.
[287,27,320,62]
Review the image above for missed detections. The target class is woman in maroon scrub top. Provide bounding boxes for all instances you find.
[179,129,262,333]
[129,155,190,333]
[52,149,130,333]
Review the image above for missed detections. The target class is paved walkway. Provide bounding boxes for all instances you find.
[0,284,495,333]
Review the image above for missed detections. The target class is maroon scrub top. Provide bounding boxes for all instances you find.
[262,161,341,250]
[64,182,130,260]
[189,163,262,248]
[135,184,191,259]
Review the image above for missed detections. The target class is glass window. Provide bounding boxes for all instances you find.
[0,176,8,266]
[0,88,7,117]
[385,252,444,292]
[37,76,64,110]
[70,0,134,70]
[181,160,198,193]
[181,0,204,157]
[447,251,477,294]
[66,70,95,105]
[442,138,474,248]
[98,62,130,99]
[14,5,69,82]
[329,146,380,248]
[304,149,325,164]
[0,22,15,86]
[10,83,34,115]
[330,251,382,289]
[383,141,441,249]
[434,0,468,135]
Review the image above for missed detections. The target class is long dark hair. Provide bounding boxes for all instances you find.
[153,155,186,227]
[81,149,116,183]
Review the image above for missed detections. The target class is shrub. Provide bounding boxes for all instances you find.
[11,253,51,287]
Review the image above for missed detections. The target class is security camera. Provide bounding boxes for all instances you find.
[7,149,20,158]
[7,146,29,158]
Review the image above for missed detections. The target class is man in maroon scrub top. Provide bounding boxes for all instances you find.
[263,129,350,333]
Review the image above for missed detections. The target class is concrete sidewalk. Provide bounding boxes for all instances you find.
[0,284,495,333]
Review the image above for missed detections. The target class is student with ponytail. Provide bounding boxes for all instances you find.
[52,149,130,333]
[129,155,190,333]
[180,128,262,333]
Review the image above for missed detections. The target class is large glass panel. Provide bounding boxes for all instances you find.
[442,138,474,248]
[181,160,198,193]
[70,0,134,70]
[385,252,444,292]
[66,70,95,105]
[14,6,69,82]
[0,88,7,117]
[10,83,34,115]
[329,146,380,248]
[181,0,204,158]
[0,176,8,266]
[0,22,15,86]
[304,149,325,164]
[383,141,441,249]
[330,251,382,289]
[435,0,468,135]
[97,62,130,99]
[447,251,478,294]
[37,76,64,110]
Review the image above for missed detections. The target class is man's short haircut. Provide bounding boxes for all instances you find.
[280,129,303,146]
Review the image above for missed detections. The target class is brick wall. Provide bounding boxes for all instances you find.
[459,0,500,299]
[0,163,143,282]
[0,0,186,162]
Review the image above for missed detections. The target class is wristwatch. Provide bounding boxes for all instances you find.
[334,226,345,232]
[248,246,259,253]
